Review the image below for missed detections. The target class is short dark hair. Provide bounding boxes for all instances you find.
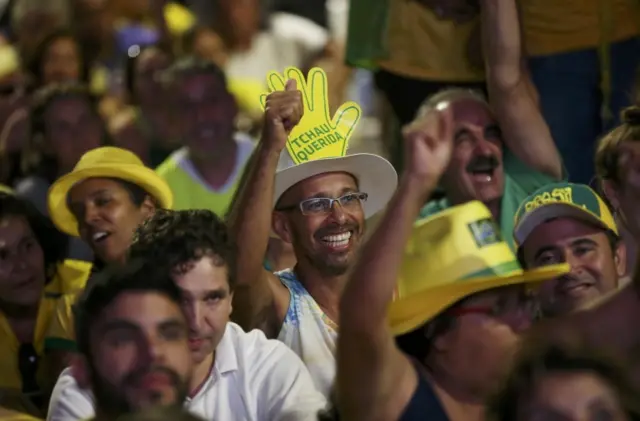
[161,56,227,88]
[487,339,640,421]
[129,209,237,289]
[0,193,69,284]
[74,258,184,357]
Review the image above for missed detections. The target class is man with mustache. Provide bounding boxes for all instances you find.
[61,259,193,420]
[227,74,397,397]
[417,0,564,250]
[48,210,326,421]
[513,182,626,317]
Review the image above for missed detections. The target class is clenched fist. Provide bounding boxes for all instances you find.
[261,79,304,152]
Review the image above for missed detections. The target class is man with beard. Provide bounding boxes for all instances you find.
[51,259,193,421]
[48,209,326,421]
[417,0,564,250]
[155,57,254,216]
[513,182,626,317]
[227,69,397,397]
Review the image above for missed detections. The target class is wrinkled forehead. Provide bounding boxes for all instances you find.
[445,97,496,128]
[279,171,359,204]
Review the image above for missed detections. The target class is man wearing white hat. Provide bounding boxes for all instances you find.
[227,67,397,397]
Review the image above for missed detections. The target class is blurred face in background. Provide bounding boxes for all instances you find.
[14,11,63,58]
[133,48,171,109]
[41,36,82,85]
[219,0,260,47]
[603,140,640,237]
[173,71,237,155]
[72,0,113,49]
[192,29,228,69]
[43,96,103,172]
[0,215,46,308]
[519,372,630,421]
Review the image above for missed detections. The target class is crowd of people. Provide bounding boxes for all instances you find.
[1,0,640,420]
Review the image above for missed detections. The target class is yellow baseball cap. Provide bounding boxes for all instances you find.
[513,182,618,247]
[388,201,570,336]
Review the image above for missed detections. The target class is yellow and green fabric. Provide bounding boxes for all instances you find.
[389,201,570,336]
[513,182,618,247]
[0,260,90,389]
[419,152,562,251]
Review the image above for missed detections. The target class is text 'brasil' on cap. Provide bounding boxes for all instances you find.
[513,181,618,247]
[389,201,570,336]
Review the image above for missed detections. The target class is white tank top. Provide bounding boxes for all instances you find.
[276,269,337,398]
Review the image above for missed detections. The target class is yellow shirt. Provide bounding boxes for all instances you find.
[379,2,484,82]
[0,260,90,390]
[0,184,14,194]
[155,139,254,216]
[520,0,640,56]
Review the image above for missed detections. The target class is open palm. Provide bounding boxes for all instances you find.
[260,67,362,165]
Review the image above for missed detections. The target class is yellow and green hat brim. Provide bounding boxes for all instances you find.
[388,263,569,336]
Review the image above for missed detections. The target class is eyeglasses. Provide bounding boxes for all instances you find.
[18,343,42,407]
[276,192,368,216]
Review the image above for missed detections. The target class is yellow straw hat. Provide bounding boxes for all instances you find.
[48,147,173,237]
[388,201,570,336]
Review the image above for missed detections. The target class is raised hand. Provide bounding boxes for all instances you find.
[260,67,361,165]
[261,79,304,153]
[402,104,455,185]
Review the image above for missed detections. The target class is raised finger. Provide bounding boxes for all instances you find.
[307,67,329,114]
[266,71,287,93]
[285,67,311,110]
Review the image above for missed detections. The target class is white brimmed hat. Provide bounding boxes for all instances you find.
[273,149,397,218]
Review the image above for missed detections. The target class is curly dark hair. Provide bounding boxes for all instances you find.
[0,193,69,283]
[129,209,237,289]
[74,258,184,357]
[487,339,640,421]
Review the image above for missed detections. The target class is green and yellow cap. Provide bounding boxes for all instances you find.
[513,182,618,247]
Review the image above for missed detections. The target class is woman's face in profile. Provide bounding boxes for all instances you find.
[521,372,629,421]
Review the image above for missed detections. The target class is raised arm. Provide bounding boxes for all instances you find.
[337,106,454,421]
[226,81,303,337]
[481,0,562,179]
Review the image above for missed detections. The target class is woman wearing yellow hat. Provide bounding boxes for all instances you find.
[0,193,91,418]
[48,146,173,270]
[43,147,173,358]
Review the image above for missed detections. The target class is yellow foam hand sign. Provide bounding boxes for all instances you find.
[261,67,361,165]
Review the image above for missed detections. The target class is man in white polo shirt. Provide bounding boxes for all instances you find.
[47,209,326,421]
